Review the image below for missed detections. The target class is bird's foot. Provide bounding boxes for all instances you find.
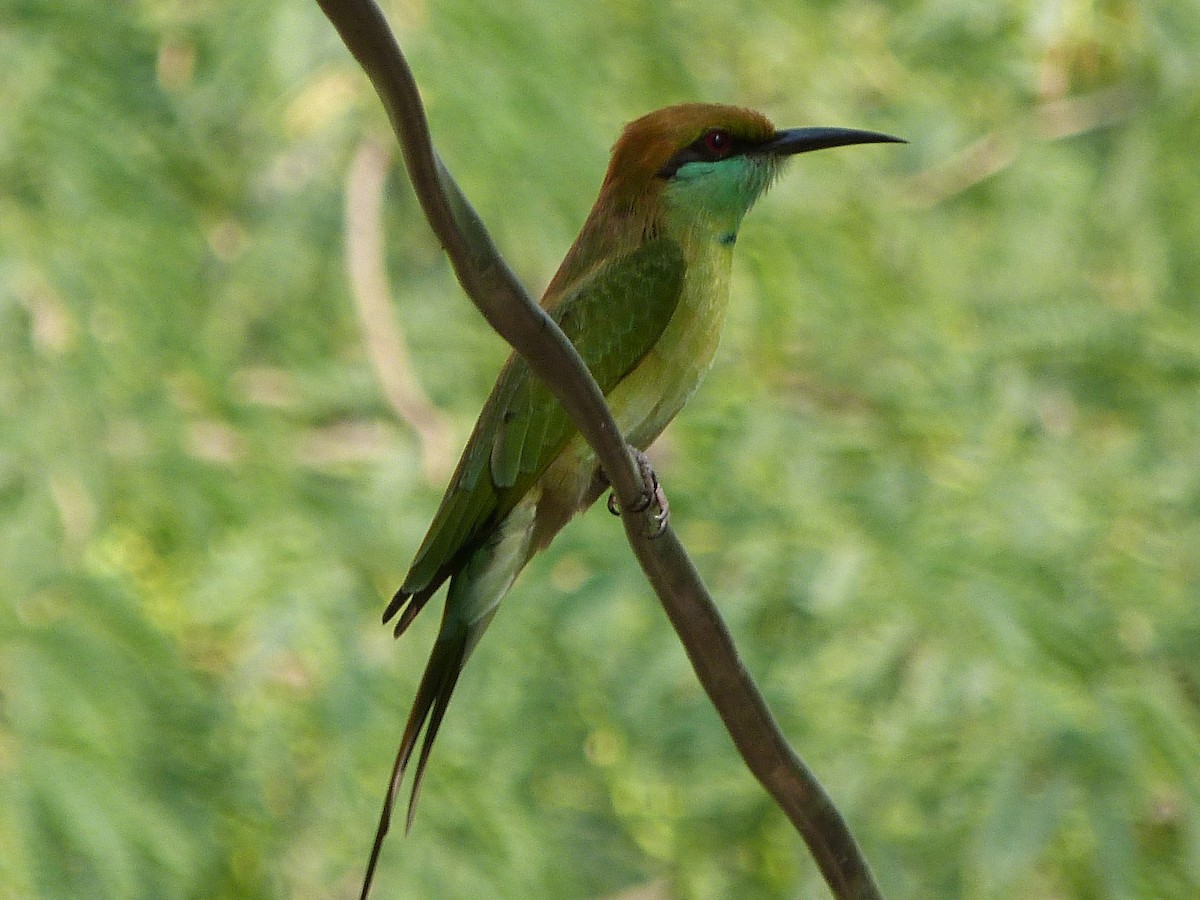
[607,448,669,538]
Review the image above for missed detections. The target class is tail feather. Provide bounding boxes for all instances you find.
[383,585,437,638]
[405,660,465,832]
[363,500,536,898]
[360,629,469,900]
[380,590,407,625]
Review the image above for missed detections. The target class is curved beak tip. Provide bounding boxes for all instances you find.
[766,127,907,157]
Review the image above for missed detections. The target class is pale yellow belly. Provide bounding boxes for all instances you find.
[608,241,732,447]
[533,240,734,532]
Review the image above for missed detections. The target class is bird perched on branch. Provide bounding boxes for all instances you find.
[364,103,900,890]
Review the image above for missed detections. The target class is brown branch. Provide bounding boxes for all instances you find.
[344,135,455,483]
[314,1,881,897]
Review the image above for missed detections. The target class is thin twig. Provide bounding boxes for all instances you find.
[314,1,881,897]
[344,135,454,483]
[906,84,1139,207]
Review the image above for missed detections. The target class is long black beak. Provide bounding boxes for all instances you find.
[760,126,905,157]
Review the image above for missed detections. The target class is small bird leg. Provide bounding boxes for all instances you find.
[607,448,670,538]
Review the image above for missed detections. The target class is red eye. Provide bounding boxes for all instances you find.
[703,129,731,158]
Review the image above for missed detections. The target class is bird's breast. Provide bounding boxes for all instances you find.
[610,239,734,447]
[533,239,735,533]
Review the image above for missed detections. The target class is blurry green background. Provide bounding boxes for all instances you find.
[3,0,1199,897]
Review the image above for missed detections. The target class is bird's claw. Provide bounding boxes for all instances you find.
[607,448,670,538]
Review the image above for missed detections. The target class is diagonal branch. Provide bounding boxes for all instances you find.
[314,1,881,897]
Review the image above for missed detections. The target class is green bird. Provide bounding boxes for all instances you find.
[365,103,900,887]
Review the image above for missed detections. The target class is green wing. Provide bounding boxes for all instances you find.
[398,236,685,598]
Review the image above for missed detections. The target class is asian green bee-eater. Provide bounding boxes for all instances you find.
[366,103,900,880]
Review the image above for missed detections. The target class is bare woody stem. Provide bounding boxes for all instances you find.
[344,136,455,483]
[314,1,882,897]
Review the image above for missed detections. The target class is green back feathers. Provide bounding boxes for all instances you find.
[398,105,784,600]
[400,237,685,596]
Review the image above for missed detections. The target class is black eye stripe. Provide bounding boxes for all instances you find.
[657,130,761,179]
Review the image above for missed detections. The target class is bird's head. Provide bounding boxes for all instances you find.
[546,104,901,295]
[602,103,902,239]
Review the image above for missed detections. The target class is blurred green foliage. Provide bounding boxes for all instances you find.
[3,0,1199,897]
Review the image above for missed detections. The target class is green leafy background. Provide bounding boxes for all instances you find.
[3,0,1198,897]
